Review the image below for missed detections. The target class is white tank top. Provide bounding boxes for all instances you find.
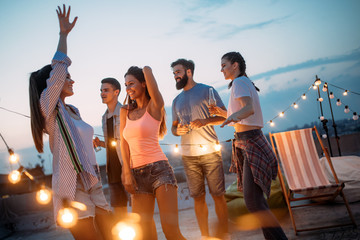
[71,118,97,166]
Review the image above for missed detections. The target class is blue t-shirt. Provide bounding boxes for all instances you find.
[172,83,225,156]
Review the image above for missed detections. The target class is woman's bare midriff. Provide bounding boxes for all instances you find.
[234,123,261,133]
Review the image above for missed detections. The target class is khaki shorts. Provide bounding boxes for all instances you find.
[182,151,225,198]
[74,173,111,219]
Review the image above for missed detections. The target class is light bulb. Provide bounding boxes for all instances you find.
[36,188,52,205]
[9,153,19,164]
[322,86,327,92]
[215,141,221,151]
[113,222,138,240]
[71,201,87,211]
[314,76,321,86]
[301,94,306,100]
[174,144,179,153]
[57,207,78,228]
[270,120,275,127]
[111,140,117,147]
[343,90,348,96]
[312,84,317,90]
[329,92,334,99]
[322,134,327,139]
[293,103,298,109]
[320,116,324,121]
[318,97,323,102]
[112,213,142,240]
[353,113,359,121]
[279,112,284,117]
[200,145,207,151]
[119,225,136,240]
[344,106,350,113]
[8,170,21,184]
[336,99,341,106]
[24,170,34,180]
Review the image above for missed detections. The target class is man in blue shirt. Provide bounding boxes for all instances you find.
[171,59,229,239]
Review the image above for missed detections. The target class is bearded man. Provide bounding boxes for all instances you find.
[171,59,229,240]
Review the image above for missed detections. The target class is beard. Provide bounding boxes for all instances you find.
[175,74,188,90]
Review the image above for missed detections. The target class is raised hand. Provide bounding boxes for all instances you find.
[56,4,78,35]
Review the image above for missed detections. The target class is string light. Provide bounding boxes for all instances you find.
[301,94,306,100]
[353,112,359,121]
[293,103,298,109]
[336,99,342,106]
[344,105,350,113]
[36,187,52,205]
[312,84,317,90]
[8,170,21,184]
[317,97,323,102]
[111,140,117,147]
[322,134,327,139]
[322,83,328,92]
[71,201,87,211]
[112,213,142,240]
[200,145,207,151]
[343,90,348,96]
[314,75,321,86]
[215,141,221,151]
[174,144,179,153]
[9,152,19,164]
[320,116,324,121]
[57,207,78,228]
[279,112,284,117]
[269,120,275,127]
[24,170,34,181]
[116,224,136,240]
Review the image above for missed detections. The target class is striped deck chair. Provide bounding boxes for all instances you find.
[269,126,356,234]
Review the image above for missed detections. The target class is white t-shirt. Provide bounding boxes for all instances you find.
[72,118,97,166]
[227,76,264,128]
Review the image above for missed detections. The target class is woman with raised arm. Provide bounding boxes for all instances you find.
[120,66,186,240]
[209,51,288,240]
[29,5,111,240]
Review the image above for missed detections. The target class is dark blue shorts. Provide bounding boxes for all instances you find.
[131,160,177,195]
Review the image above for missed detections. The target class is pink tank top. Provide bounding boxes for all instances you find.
[123,110,168,168]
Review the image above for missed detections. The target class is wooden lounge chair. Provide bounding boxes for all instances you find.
[269,126,357,234]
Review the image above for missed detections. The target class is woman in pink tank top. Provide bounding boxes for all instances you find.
[120,66,186,240]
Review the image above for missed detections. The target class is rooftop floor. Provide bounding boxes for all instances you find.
[1,174,359,240]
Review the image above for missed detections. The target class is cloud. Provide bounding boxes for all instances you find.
[169,0,292,40]
[183,0,232,11]
[251,48,360,81]
[214,47,360,96]
[202,15,292,39]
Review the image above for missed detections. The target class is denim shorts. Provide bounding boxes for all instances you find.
[182,151,225,198]
[131,160,177,195]
[74,167,111,219]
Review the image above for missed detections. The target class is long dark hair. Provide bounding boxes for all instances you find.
[124,66,167,139]
[29,64,52,152]
[222,52,259,91]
